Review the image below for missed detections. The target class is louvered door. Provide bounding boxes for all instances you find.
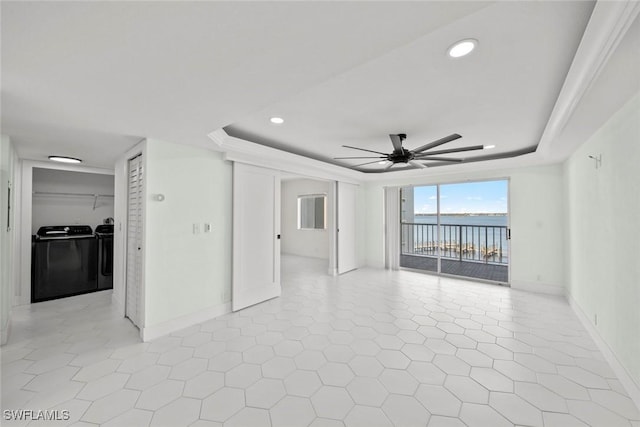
[125,154,143,327]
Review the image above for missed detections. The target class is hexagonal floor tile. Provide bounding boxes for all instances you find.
[284,370,322,397]
[246,378,286,409]
[346,377,389,407]
[262,356,297,379]
[225,363,262,388]
[401,344,434,361]
[201,387,245,422]
[243,345,275,364]
[376,350,410,369]
[157,346,194,366]
[318,362,355,387]
[469,367,513,392]
[183,370,224,399]
[379,369,419,395]
[349,355,384,377]
[274,340,304,357]
[515,381,568,413]
[455,349,493,367]
[493,360,537,382]
[537,373,590,400]
[407,361,446,385]
[225,407,271,427]
[489,392,543,427]
[168,357,207,381]
[433,355,471,376]
[415,384,462,417]
[270,395,316,427]
[345,405,393,427]
[382,394,430,427]
[124,365,171,391]
[136,379,184,411]
[459,403,511,427]
[82,389,141,424]
[311,386,355,419]
[444,376,489,404]
[149,397,200,427]
[324,344,355,363]
[208,351,242,372]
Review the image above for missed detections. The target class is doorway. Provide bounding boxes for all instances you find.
[280,177,333,277]
[400,179,510,284]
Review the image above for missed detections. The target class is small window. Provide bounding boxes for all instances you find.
[298,194,326,230]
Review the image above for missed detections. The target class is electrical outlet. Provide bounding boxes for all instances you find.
[204,223,212,233]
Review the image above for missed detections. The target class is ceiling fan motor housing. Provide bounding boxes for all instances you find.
[388,150,414,163]
[389,133,411,163]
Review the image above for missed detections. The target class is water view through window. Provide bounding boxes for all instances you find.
[401,180,509,283]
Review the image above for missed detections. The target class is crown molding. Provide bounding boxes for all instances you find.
[537,0,640,157]
[208,129,365,184]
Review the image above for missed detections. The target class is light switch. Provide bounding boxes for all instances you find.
[193,223,200,234]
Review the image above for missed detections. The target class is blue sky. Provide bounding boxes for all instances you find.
[412,180,508,214]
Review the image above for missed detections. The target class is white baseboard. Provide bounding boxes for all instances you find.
[510,280,565,296]
[568,294,640,411]
[141,302,231,342]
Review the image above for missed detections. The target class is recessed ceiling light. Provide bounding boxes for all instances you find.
[270,117,284,125]
[48,156,82,164]
[483,145,496,150]
[448,39,477,58]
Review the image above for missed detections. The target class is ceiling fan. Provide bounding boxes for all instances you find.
[335,133,484,170]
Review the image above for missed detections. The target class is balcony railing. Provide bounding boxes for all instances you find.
[401,222,509,265]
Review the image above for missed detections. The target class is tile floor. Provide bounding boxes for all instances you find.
[1,255,639,427]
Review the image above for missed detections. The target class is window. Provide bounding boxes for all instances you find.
[298,194,326,230]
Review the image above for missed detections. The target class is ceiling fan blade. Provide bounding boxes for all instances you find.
[409,161,426,169]
[342,145,388,155]
[352,160,388,168]
[414,144,484,156]
[334,156,386,159]
[412,133,462,153]
[415,156,463,163]
[389,134,404,151]
[384,162,395,170]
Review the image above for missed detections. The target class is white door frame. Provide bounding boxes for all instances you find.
[17,160,114,306]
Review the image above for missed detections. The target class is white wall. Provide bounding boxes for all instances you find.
[362,164,565,294]
[31,168,114,234]
[142,138,232,332]
[564,92,640,392]
[0,135,17,344]
[281,179,330,259]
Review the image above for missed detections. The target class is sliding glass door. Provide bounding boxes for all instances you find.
[400,180,509,284]
[400,185,438,273]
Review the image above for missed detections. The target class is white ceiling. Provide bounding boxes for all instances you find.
[1,1,637,175]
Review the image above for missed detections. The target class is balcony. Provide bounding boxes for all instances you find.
[400,222,509,283]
